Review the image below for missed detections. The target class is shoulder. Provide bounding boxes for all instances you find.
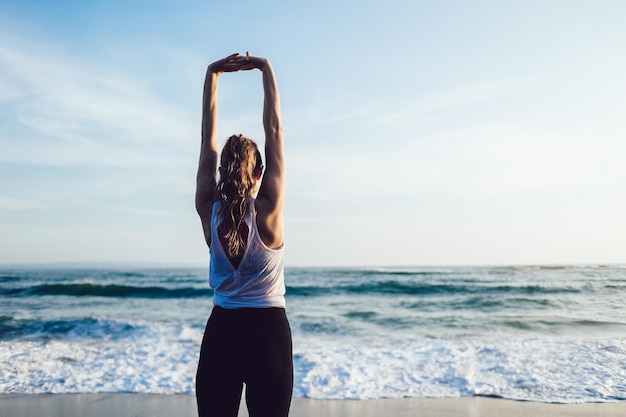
[254,197,283,249]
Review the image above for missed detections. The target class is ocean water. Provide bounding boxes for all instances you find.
[1,265,625,403]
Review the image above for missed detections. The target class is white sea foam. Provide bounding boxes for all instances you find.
[293,336,626,402]
[2,325,625,402]
[0,324,200,395]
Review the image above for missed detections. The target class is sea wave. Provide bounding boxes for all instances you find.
[2,333,624,403]
[286,281,581,297]
[1,279,586,300]
[1,265,625,402]
[2,283,212,298]
[0,316,151,341]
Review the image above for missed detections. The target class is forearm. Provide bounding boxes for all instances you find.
[196,69,219,211]
[261,62,282,138]
[201,69,219,150]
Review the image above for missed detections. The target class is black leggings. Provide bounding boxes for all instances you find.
[196,306,293,417]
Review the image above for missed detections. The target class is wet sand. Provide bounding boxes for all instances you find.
[1,394,624,417]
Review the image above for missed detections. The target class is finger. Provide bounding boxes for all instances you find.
[231,57,251,67]
[246,51,251,57]
[223,62,250,72]
[224,53,240,63]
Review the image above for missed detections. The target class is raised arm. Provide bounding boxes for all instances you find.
[249,56,285,249]
[196,53,248,247]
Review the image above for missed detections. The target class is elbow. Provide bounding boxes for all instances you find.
[265,120,282,139]
[194,194,204,217]
[195,188,214,219]
[270,125,282,138]
[194,196,202,216]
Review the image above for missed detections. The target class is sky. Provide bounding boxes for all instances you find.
[0,0,625,266]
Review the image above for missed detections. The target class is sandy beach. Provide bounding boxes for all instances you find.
[0,394,624,417]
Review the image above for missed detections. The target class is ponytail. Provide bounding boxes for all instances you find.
[217,134,262,257]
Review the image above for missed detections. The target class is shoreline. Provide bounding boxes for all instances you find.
[1,394,624,417]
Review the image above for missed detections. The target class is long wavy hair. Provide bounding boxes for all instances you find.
[217,134,263,257]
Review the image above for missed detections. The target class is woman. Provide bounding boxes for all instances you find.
[194,52,291,417]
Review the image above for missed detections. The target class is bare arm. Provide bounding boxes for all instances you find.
[196,53,248,247]
[249,56,285,249]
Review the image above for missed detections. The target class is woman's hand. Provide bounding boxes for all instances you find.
[208,53,252,74]
[244,51,270,71]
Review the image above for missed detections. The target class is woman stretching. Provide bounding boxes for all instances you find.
[195,52,292,417]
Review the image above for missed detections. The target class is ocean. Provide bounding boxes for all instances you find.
[1,265,625,403]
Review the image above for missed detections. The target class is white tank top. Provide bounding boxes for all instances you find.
[209,199,286,308]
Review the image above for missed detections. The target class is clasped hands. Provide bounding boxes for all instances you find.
[209,52,268,74]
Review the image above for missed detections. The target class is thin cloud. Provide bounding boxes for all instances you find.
[364,79,526,128]
[287,78,525,136]
[0,196,52,210]
[113,207,172,216]
[0,32,197,168]
[288,125,626,200]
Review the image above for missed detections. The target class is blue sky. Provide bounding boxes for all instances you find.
[1,1,625,266]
